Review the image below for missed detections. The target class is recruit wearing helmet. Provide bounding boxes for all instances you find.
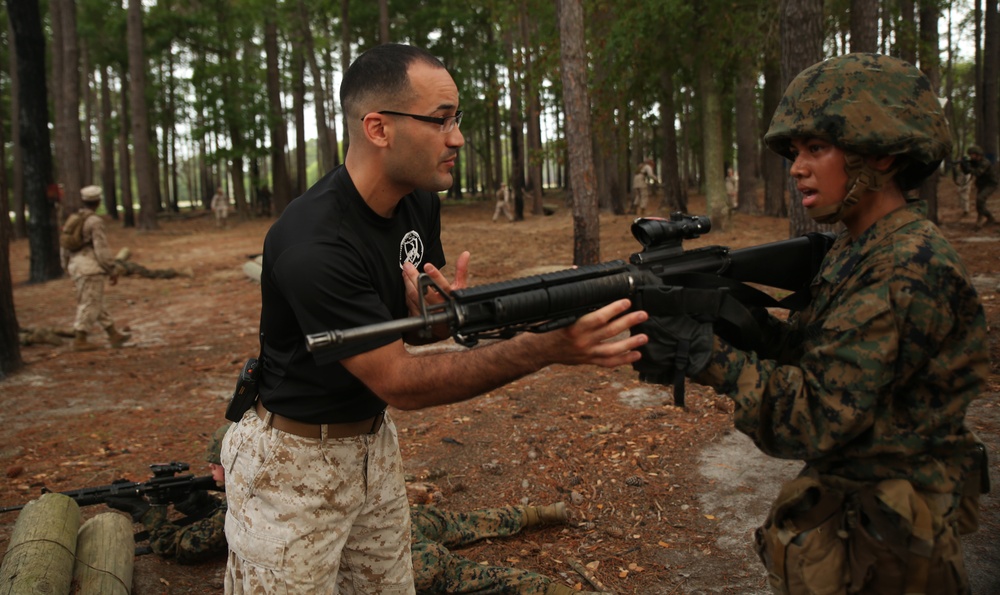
[205,423,232,465]
[764,53,951,224]
[967,145,984,157]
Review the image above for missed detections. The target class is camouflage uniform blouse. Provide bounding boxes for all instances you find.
[697,202,988,501]
[144,496,228,565]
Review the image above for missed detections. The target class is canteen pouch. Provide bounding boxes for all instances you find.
[754,475,848,595]
[846,479,968,594]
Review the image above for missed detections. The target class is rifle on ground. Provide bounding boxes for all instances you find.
[0,462,220,514]
[306,213,836,405]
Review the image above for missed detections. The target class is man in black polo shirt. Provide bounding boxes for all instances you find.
[221,43,649,594]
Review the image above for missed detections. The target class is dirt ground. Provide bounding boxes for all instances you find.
[1,181,998,595]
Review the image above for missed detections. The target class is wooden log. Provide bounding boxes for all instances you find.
[72,512,135,595]
[0,493,81,595]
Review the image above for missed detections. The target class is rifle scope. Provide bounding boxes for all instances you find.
[631,213,711,248]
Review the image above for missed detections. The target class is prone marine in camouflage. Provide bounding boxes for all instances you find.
[410,502,604,595]
[637,53,988,594]
[107,424,230,565]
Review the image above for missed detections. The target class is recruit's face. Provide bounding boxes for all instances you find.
[384,61,465,193]
[788,137,849,214]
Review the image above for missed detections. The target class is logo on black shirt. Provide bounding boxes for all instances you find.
[399,231,424,269]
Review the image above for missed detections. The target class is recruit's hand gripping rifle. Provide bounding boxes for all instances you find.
[0,462,221,514]
[305,213,835,404]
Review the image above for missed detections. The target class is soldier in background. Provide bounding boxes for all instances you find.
[211,186,230,228]
[631,159,660,216]
[492,182,514,222]
[963,145,998,229]
[60,185,132,351]
[106,424,229,565]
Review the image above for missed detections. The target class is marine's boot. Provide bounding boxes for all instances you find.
[523,501,568,527]
[106,325,131,348]
[73,331,100,352]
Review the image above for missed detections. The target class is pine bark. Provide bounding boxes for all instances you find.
[556,0,600,265]
[127,0,159,229]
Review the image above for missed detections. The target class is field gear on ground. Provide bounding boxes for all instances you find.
[764,53,951,224]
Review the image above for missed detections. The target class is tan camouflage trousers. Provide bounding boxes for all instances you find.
[410,505,554,594]
[72,274,113,332]
[222,408,414,594]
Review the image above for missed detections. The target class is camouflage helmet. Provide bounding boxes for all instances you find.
[968,145,984,156]
[764,53,951,193]
[205,423,232,465]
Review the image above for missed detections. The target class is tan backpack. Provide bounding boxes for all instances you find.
[60,212,93,252]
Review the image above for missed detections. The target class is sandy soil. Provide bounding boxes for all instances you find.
[1,182,997,594]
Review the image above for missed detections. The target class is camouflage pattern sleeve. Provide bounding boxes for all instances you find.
[694,203,988,495]
[144,499,228,565]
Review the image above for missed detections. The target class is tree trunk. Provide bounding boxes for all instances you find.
[52,0,83,215]
[504,26,526,220]
[735,55,760,214]
[658,67,685,213]
[127,0,159,230]
[918,0,941,223]
[983,0,999,158]
[81,42,94,186]
[298,0,336,175]
[264,11,293,215]
[99,67,118,220]
[762,52,787,218]
[781,0,828,237]
[7,0,61,283]
[897,0,917,64]
[0,34,21,376]
[699,58,728,230]
[850,0,879,52]
[8,18,27,239]
[291,46,307,196]
[340,0,352,159]
[379,0,390,43]
[118,68,135,228]
[520,0,544,214]
[557,0,600,265]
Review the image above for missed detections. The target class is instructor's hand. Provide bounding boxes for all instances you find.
[402,251,471,316]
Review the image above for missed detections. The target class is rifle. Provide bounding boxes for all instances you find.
[305,213,836,404]
[0,462,221,514]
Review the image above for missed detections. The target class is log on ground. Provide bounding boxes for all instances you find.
[0,493,81,595]
[72,512,135,595]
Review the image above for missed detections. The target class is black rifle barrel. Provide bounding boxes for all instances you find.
[0,475,219,513]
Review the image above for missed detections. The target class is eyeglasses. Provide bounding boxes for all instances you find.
[369,110,463,133]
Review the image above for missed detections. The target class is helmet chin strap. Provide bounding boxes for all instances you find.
[807,152,899,224]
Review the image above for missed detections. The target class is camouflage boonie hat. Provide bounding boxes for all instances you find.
[968,145,983,156]
[764,53,951,190]
[205,423,232,464]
